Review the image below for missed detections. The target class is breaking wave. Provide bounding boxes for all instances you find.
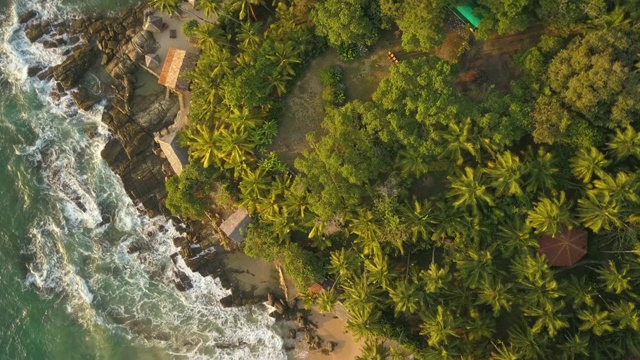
[0,0,286,359]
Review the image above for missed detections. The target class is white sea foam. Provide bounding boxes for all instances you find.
[2,1,287,359]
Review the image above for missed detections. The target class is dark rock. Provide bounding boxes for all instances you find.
[274,301,286,315]
[42,40,57,49]
[51,45,95,89]
[25,21,52,42]
[172,236,189,248]
[69,35,80,44]
[288,329,296,339]
[267,292,274,307]
[70,86,99,111]
[173,270,193,291]
[18,10,38,24]
[27,66,43,77]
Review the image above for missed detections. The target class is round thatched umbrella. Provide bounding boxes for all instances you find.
[538,227,588,267]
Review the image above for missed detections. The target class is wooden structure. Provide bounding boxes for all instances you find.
[145,53,160,68]
[144,15,163,33]
[538,227,588,267]
[158,48,199,91]
[156,131,189,175]
[220,208,251,242]
[387,51,399,65]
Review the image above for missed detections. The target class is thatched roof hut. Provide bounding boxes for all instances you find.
[220,208,251,242]
[538,227,588,267]
[158,48,199,91]
[157,131,188,175]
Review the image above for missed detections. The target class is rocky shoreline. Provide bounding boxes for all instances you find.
[17,4,340,356]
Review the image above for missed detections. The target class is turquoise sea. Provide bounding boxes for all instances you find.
[0,1,284,359]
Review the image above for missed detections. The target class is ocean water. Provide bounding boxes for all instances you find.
[0,1,285,359]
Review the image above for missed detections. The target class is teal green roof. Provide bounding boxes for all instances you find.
[455,5,482,29]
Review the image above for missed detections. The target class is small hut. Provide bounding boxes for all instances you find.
[158,48,200,92]
[538,227,588,267]
[144,15,163,33]
[451,3,482,30]
[145,53,161,68]
[220,208,251,242]
[156,131,189,175]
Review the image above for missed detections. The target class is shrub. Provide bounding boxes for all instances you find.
[338,43,357,61]
[182,19,199,38]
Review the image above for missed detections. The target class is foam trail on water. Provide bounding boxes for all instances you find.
[0,1,286,359]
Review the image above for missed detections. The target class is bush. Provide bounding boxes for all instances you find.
[182,19,199,38]
[258,151,289,174]
[165,162,218,219]
[338,43,357,61]
[320,65,343,86]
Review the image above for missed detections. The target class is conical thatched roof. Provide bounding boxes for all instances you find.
[144,15,163,33]
[538,227,588,267]
[145,53,160,67]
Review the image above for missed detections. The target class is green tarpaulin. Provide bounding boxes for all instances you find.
[455,5,481,29]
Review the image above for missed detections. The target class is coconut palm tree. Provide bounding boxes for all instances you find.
[607,126,640,161]
[342,273,383,313]
[328,248,360,282]
[562,275,596,309]
[476,279,514,316]
[266,41,301,76]
[195,23,232,50]
[447,166,494,216]
[364,251,392,289]
[523,146,558,194]
[557,334,590,359]
[526,191,574,236]
[497,216,537,258]
[387,279,422,315]
[356,337,388,360]
[397,147,429,178]
[485,150,524,197]
[197,0,224,18]
[149,0,180,14]
[490,341,520,360]
[236,21,262,51]
[226,106,262,131]
[609,301,640,331]
[419,305,460,347]
[350,210,383,256]
[239,167,271,212]
[578,305,614,336]
[218,127,255,168]
[596,260,631,294]
[455,249,500,290]
[508,322,549,359]
[577,191,621,233]
[523,300,569,337]
[591,171,638,204]
[182,124,223,168]
[399,198,434,243]
[316,288,338,313]
[570,147,610,183]
[346,305,381,341]
[267,71,291,97]
[438,119,479,166]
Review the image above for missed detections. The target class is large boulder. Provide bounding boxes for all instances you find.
[18,10,38,24]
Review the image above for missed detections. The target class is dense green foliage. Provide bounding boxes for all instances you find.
[166,0,640,358]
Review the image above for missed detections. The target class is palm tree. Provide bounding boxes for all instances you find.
[350,210,383,256]
[508,322,548,359]
[485,150,524,197]
[497,216,537,258]
[523,300,569,337]
[182,124,223,168]
[526,191,574,236]
[585,6,631,30]
[341,273,383,313]
[607,126,640,161]
[364,251,393,289]
[454,249,500,289]
[399,198,434,243]
[194,23,231,50]
[397,147,429,178]
[266,41,301,76]
[236,21,262,51]
[356,337,388,360]
[490,341,520,360]
[218,127,255,169]
[557,334,590,359]
[347,305,381,341]
[197,0,224,19]
[595,260,631,294]
[447,166,494,215]
[149,0,180,14]
[476,279,514,316]
[267,71,291,97]
[387,278,422,315]
[316,288,338,313]
[422,262,452,293]
[609,301,640,331]
[226,106,262,131]
[577,191,621,233]
[578,305,614,336]
[570,147,610,183]
[419,305,460,347]
[591,171,638,204]
[523,146,558,194]
[438,119,479,166]
[562,275,596,309]
[239,167,271,212]
[328,248,360,281]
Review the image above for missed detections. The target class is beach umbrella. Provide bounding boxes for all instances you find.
[537,227,588,267]
[145,53,160,67]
